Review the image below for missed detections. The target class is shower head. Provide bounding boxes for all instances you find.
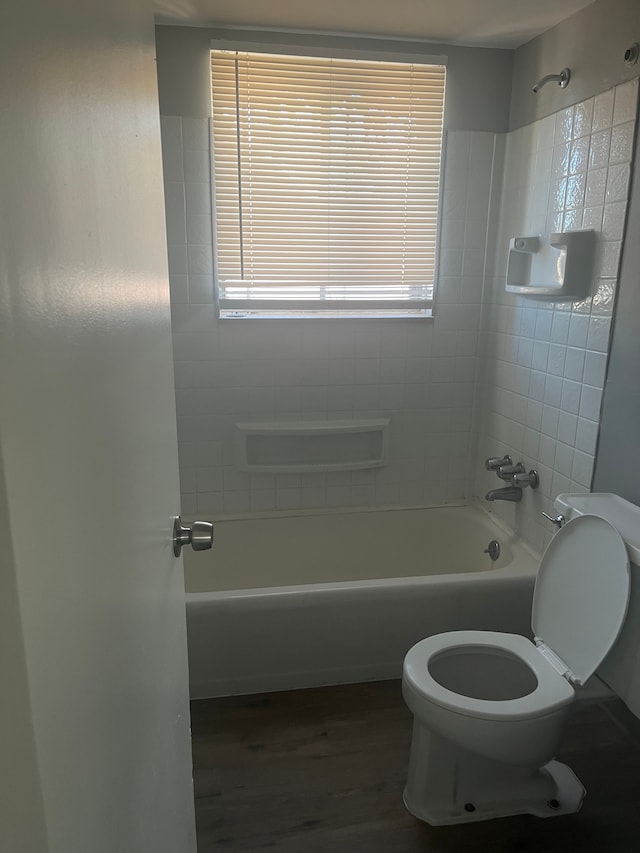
[532,67,571,94]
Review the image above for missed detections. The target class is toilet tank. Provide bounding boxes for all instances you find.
[599,562,640,717]
[555,493,640,719]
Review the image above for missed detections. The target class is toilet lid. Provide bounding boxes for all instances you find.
[532,514,630,685]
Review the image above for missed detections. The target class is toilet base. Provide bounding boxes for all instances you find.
[403,722,585,826]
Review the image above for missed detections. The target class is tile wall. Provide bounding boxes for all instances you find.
[474,79,638,553]
[160,77,638,540]
[160,118,497,515]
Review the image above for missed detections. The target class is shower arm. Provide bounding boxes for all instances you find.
[532,68,571,94]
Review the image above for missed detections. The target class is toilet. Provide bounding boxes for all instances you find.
[402,494,639,826]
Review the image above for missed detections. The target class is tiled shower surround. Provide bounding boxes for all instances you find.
[161,78,638,554]
[474,78,638,553]
[162,120,496,515]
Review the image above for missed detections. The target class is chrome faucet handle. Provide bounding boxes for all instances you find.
[496,462,525,480]
[485,455,512,471]
[542,512,566,529]
[513,469,539,489]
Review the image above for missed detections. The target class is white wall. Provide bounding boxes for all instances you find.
[0,1,195,851]
[155,25,513,132]
[510,0,640,130]
[474,79,638,552]
[596,116,640,502]
[161,118,498,513]
[0,455,48,852]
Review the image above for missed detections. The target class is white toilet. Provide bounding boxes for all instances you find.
[402,493,640,826]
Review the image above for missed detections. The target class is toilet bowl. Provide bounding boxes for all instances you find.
[402,512,631,825]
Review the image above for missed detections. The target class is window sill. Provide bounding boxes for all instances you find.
[219,309,434,320]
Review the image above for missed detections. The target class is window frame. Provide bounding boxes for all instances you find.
[209,36,448,320]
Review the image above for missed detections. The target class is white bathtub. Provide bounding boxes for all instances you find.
[184,502,540,698]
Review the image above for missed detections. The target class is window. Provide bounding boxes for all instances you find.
[210,49,446,318]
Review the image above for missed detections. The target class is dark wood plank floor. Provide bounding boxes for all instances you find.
[191,681,640,852]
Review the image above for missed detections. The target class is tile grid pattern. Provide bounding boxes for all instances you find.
[160,118,496,515]
[474,79,638,553]
[161,79,637,537]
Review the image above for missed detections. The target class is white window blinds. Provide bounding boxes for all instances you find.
[210,50,446,317]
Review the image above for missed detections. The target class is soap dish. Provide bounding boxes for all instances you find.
[505,230,596,300]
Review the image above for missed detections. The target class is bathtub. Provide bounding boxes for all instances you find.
[184,502,540,698]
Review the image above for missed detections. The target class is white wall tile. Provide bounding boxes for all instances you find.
[610,121,635,164]
[534,310,552,341]
[552,142,571,180]
[163,182,186,244]
[187,244,213,275]
[186,214,213,245]
[563,347,585,382]
[531,341,549,371]
[550,312,570,344]
[554,442,574,477]
[473,81,637,554]
[541,405,559,437]
[602,202,627,240]
[587,316,612,352]
[575,417,599,454]
[188,275,214,304]
[567,314,589,348]
[197,467,224,493]
[592,89,615,132]
[185,182,212,215]
[181,117,209,151]
[547,344,566,376]
[183,149,210,183]
[162,80,636,524]
[561,379,582,414]
[544,375,563,407]
[571,450,594,487]
[606,163,631,203]
[551,471,572,498]
[579,385,603,421]
[526,399,543,431]
[169,275,188,304]
[557,411,578,446]
[572,98,593,139]
[167,243,187,276]
[591,279,615,316]
[588,129,611,170]
[555,107,574,143]
[583,350,608,388]
[582,205,604,231]
[569,136,590,174]
[584,167,607,208]
[613,79,639,126]
[539,434,556,468]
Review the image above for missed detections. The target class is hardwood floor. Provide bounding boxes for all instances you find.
[191,681,640,852]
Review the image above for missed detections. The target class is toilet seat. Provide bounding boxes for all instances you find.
[404,514,630,724]
[531,514,629,686]
[404,630,574,722]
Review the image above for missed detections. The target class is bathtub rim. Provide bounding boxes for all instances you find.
[184,498,503,526]
[184,500,541,601]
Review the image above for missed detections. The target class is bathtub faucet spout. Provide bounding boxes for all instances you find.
[485,485,522,503]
